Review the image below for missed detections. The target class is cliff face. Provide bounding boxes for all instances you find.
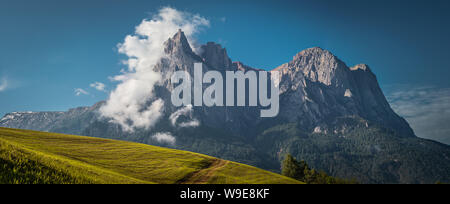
[154,31,414,137]
[274,47,414,137]
[2,30,448,184]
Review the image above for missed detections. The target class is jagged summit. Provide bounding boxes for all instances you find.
[173,29,188,43]
[292,47,338,62]
[299,46,340,61]
[295,46,326,56]
[163,30,258,73]
[274,47,348,86]
[164,29,195,56]
[200,42,232,70]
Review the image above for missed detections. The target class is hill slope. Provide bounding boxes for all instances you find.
[0,127,301,184]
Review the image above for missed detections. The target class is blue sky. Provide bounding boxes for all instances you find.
[1,0,450,143]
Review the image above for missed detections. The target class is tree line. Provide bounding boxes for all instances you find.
[282,154,358,184]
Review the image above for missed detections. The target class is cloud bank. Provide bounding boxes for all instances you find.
[99,7,209,132]
[387,85,450,145]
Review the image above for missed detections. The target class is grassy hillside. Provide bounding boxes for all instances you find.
[0,127,301,184]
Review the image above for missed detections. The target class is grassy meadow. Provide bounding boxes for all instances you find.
[0,127,301,184]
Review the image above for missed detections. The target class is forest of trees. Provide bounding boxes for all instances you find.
[281,154,358,184]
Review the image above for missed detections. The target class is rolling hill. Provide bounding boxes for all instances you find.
[0,127,301,184]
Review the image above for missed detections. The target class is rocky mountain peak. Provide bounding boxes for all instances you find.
[164,29,195,56]
[293,47,329,60]
[294,47,341,65]
[279,47,348,86]
[200,42,232,70]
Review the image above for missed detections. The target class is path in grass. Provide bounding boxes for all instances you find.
[178,159,229,184]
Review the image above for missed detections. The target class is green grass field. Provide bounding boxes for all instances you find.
[0,127,302,184]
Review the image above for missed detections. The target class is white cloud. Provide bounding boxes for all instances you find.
[169,105,200,128]
[74,88,89,96]
[387,85,450,145]
[0,78,7,92]
[90,82,106,92]
[169,104,193,126]
[220,17,227,22]
[179,120,200,128]
[152,132,176,145]
[99,7,209,132]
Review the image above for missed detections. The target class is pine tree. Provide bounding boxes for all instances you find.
[281,154,302,180]
[304,169,318,184]
[298,160,308,180]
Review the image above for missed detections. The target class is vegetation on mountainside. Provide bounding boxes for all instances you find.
[282,154,357,184]
[258,118,450,184]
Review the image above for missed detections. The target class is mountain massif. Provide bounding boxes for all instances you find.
[2,30,449,183]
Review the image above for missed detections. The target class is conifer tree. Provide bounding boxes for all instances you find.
[281,154,301,180]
